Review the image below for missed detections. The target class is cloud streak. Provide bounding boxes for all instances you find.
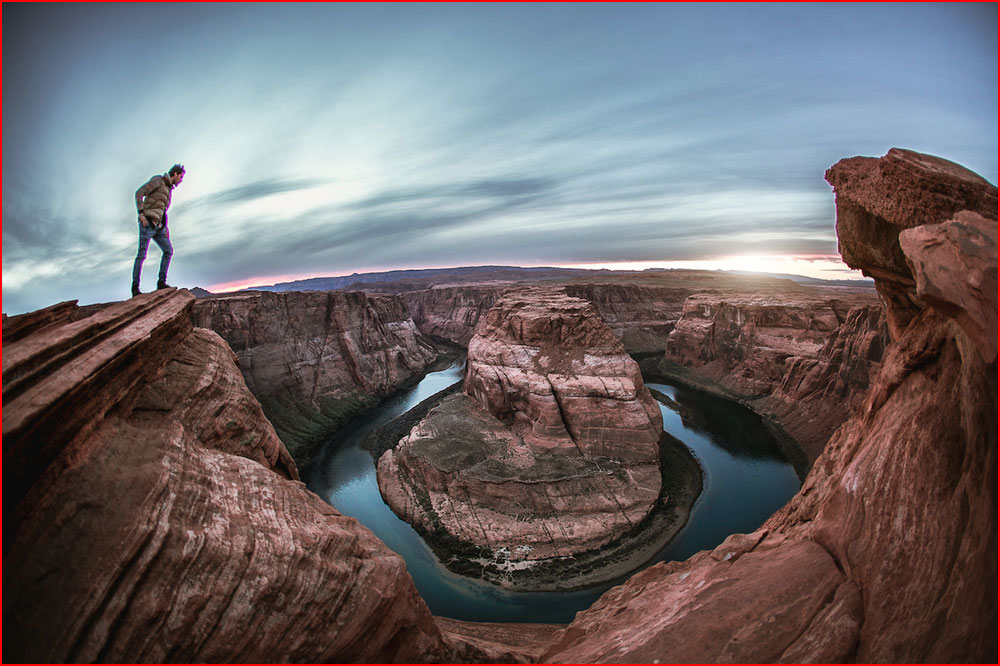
[175,178,330,212]
[1,3,995,313]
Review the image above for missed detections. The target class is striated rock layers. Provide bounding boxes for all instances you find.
[403,279,729,356]
[377,287,667,587]
[563,283,690,354]
[402,282,692,354]
[3,290,451,663]
[540,148,997,663]
[659,290,887,463]
[191,289,440,464]
[400,285,508,347]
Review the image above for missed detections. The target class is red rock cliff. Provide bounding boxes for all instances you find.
[403,277,779,355]
[191,289,440,463]
[540,148,997,663]
[401,285,507,346]
[2,290,450,662]
[659,289,886,462]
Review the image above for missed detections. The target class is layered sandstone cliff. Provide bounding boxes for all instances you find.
[540,148,997,663]
[2,290,450,662]
[401,282,691,354]
[657,290,886,462]
[563,283,690,354]
[377,288,678,589]
[191,290,440,464]
[400,285,507,346]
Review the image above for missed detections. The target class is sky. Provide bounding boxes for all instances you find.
[2,3,996,314]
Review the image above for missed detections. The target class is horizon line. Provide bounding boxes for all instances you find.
[205,254,870,293]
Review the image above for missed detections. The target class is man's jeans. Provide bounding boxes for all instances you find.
[132,221,173,286]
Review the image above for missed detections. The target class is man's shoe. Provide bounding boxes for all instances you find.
[156,280,172,290]
[131,284,141,297]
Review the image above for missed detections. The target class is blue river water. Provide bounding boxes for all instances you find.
[305,360,800,624]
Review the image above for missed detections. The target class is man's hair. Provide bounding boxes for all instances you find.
[168,163,186,177]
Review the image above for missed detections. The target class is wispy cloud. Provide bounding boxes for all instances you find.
[1,3,995,313]
[173,178,330,213]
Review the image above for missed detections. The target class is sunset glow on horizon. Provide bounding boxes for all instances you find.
[205,253,868,293]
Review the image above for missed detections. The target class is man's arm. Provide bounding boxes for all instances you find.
[135,176,160,213]
[135,176,159,226]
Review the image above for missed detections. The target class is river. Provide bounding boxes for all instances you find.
[305,360,800,623]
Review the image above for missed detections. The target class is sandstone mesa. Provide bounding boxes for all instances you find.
[376,287,682,588]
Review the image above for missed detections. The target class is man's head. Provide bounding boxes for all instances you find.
[168,163,186,186]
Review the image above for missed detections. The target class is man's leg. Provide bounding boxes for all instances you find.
[151,226,174,287]
[131,224,155,295]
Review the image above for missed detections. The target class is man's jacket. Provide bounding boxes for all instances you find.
[135,174,174,226]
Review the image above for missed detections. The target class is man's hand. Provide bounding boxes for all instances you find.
[139,213,149,228]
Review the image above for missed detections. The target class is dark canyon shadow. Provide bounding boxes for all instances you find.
[655,383,789,461]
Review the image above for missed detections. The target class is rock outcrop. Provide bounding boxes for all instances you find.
[377,288,675,589]
[657,290,886,462]
[564,283,690,353]
[541,148,997,663]
[825,146,996,339]
[403,278,781,356]
[464,288,663,458]
[400,285,507,346]
[541,530,860,663]
[3,290,451,662]
[191,290,440,464]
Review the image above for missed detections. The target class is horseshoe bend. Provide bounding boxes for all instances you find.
[376,286,699,591]
[2,149,996,663]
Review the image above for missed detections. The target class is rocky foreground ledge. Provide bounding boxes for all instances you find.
[376,287,701,589]
[2,290,453,662]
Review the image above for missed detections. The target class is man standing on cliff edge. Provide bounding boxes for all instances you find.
[132,163,185,297]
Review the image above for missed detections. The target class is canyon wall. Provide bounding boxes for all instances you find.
[404,278,881,466]
[400,285,507,346]
[540,148,997,663]
[563,283,690,353]
[402,279,755,355]
[657,290,886,462]
[4,148,992,664]
[3,290,451,662]
[377,287,674,588]
[191,290,440,464]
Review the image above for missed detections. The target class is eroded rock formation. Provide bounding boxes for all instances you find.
[191,290,440,463]
[377,287,674,588]
[540,148,997,663]
[2,290,450,663]
[403,278,770,355]
[400,285,507,346]
[563,283,690,354]
[4,147,993,664]
[826,146,996,339]
[658,290,887,462]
